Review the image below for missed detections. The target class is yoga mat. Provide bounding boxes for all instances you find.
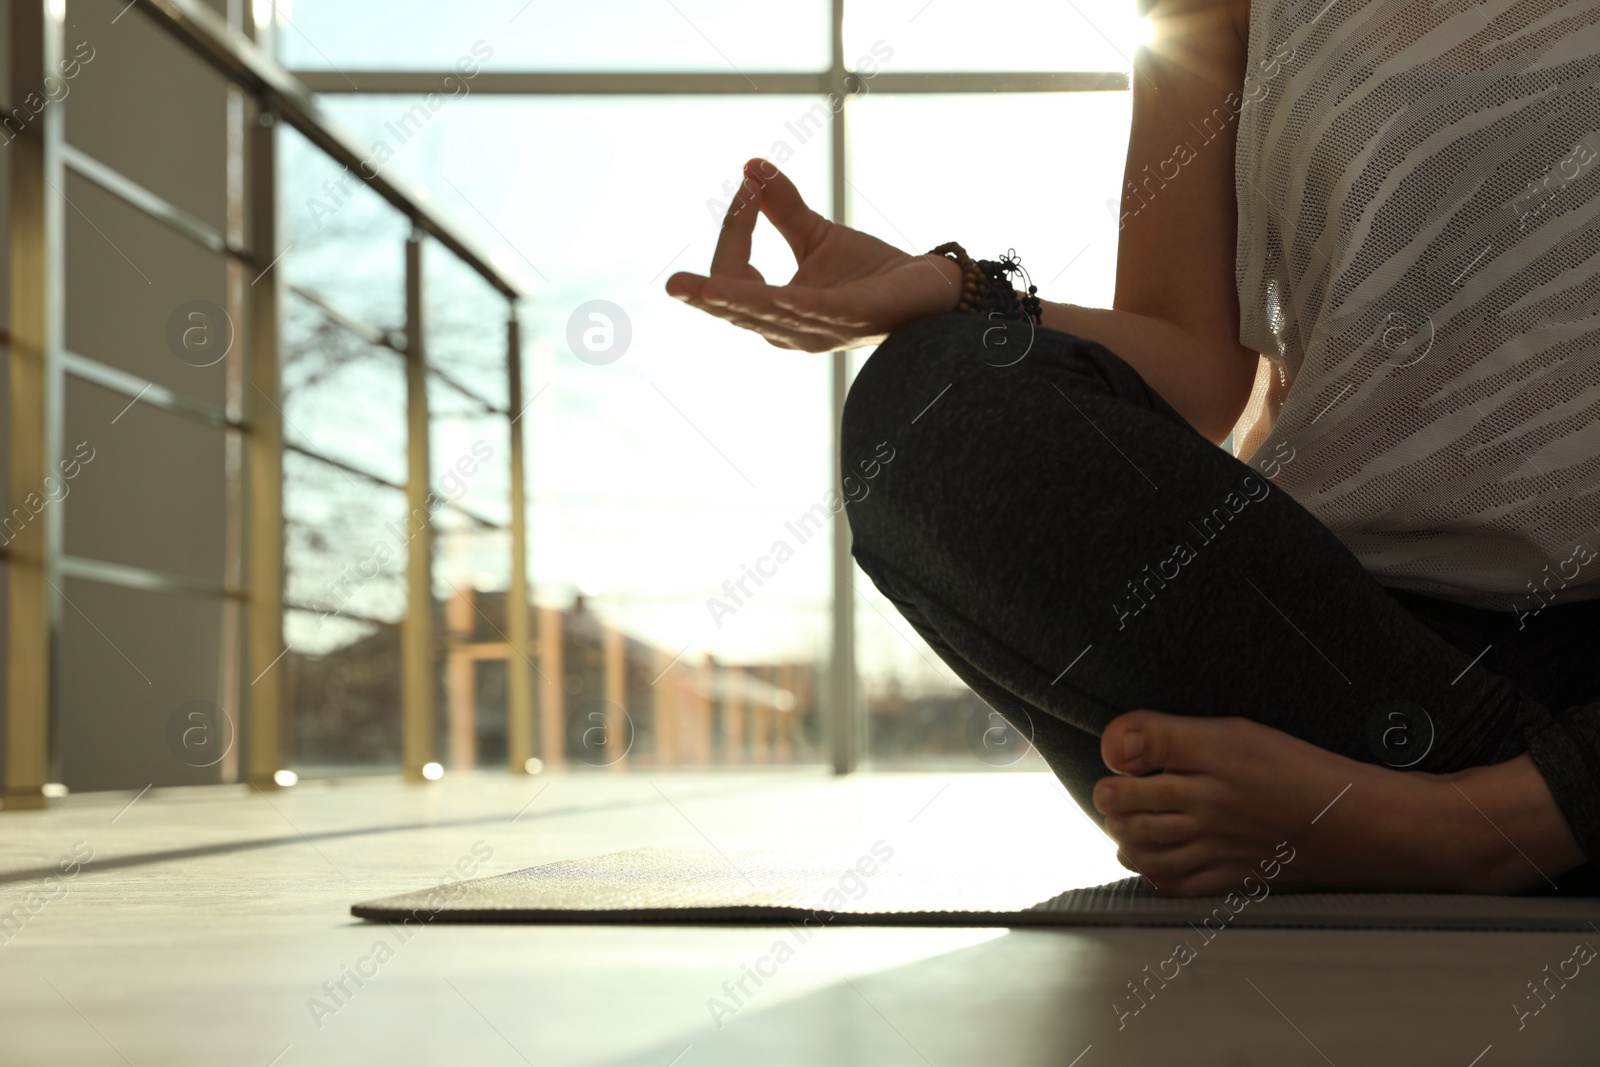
[352,848,1600,931]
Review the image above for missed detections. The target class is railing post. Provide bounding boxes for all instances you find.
[244,103,286,788]
[401,231,437,781]
[602,622,626,771]
[750,665,771,764]
[246,102,291,783]
[445,584,476,769]
[505,311,536,773]
[537,604,565,764]
[724,665,745,764]
[219,73,248,788]
[696,653,715,765]
[3,0,64,810]
[652,647,675,766]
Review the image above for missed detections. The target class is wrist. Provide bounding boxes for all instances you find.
[923,253,965,311]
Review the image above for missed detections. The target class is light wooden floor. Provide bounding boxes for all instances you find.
[1,769,1594,1066]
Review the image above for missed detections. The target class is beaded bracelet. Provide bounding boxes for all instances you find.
[928,242,1043,325]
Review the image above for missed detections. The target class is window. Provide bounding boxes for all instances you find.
[274,0,1137,771]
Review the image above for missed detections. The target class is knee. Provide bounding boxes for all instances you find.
[841,312,1005,558]
[853,312,980,399]
[841,312,978,461]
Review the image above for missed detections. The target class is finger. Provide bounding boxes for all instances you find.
[690,273,856,345]
[770,284,877,328]
[668,268,768,303]
[710,166,763,278]
[676,290,842,351]
[745,158,829,260]
[665,271,707,301]
[774,259,960,328]
[714,308,840,351]
[702,276,848,335]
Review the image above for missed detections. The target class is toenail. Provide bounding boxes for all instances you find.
[1123,729,1144,762]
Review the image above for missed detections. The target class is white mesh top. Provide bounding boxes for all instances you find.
[1232,0,1600,613]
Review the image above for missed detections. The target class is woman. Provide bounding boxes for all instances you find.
[665,0,1600,896]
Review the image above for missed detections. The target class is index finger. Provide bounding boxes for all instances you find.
[709,164,762,277]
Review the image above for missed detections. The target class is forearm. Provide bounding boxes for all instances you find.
[1034,297,1257,445]
[921,253,1254,443]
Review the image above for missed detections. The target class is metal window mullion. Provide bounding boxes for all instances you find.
[401,232,437,782]
[288,71,1131,95]
[4,0,65,809]
[827,0,857,776]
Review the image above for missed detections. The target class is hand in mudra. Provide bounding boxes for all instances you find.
[665,158,963,351]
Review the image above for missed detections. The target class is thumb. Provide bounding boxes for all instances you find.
[746,158,827,257]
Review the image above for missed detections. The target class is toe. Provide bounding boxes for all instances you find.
[1100,709,1164,775]
[1159,866,1235,898]
[1120,841,1210,888]
[1093,771,1194,815]
[1101,709,1240,776]
[1105,811,1197,849]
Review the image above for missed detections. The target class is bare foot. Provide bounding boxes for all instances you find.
[1091,710,1585,896]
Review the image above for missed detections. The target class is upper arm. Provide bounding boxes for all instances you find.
[1114,0,1258,377]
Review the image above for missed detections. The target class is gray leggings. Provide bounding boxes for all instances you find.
[840,311,1600,867]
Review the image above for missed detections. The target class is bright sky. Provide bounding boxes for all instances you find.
[275,2,1139,695]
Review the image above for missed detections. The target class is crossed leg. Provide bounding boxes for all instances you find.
[840,312,1589,894]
